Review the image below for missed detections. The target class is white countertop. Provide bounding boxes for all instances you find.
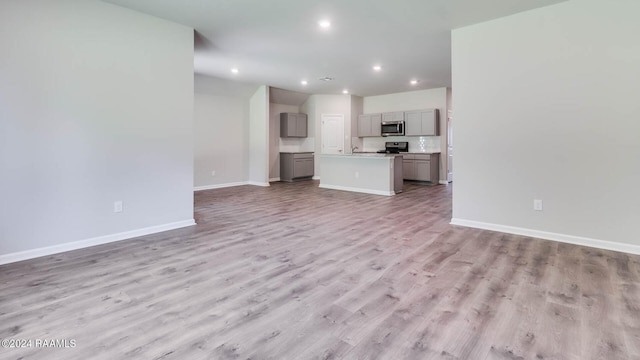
[321,153,399,158]
[322,152,440,158]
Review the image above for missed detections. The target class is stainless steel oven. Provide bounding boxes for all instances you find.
[381,121,405,136]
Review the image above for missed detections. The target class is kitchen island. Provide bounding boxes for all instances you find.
[319,153,403,196]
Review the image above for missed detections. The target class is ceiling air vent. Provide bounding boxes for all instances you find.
[319,77,334,82]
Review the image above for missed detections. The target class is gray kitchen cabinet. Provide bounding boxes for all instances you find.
[357,115,371,136]
[404,109,439,136]
[280,152,314,181]
[357,113,382,137]
[280,113,308,137]
[402,153,439,183]
[393,156,404,194]
[415,157,431,180]
[382,111,404,122]
[402,157,415,179]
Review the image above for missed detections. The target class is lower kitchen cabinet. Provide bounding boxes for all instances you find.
[402,153,439,183]
[402,158,415,180]
[280,152,314,181]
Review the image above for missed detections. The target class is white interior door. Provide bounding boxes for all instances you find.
[321,114,344,154]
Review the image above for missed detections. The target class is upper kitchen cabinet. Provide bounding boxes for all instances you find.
[405,109,440,136]
[357,113,382,137]
[280,113,308,138]
[382,111,404,122]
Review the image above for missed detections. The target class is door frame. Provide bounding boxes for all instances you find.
[321,114,345,155]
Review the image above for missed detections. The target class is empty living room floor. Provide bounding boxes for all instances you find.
[1,181,639,359]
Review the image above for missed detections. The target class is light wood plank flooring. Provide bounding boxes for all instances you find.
[1,181,640,360]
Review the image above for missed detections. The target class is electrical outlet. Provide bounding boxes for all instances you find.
[211,170,216,177]
[355,171,359,178]
[114,201,123,213]
[533,199,543,211]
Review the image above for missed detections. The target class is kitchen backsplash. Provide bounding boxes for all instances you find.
[361,136,441,153]
[278,136,440,153]
[279,137,315,153]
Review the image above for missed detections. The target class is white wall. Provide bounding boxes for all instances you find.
[363,88,449,181]
[451,0,640,253]
[248,86,270,186]
[300,96,316,177]
[0,0,194,262]
[194,75,251,188]
[303,94,352,177]
[446,87,453,181]
[350,96,364,153]
[363,88,447,114]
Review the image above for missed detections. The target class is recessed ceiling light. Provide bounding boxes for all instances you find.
[318,20,331,29]
[301,80,308,85]
[410,79,418,85]
[342,89,349,94]
[231,68,239,74]
[373,65,382,71]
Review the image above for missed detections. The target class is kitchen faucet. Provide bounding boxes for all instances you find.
[351,146,359,152]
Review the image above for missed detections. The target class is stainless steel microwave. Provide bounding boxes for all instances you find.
[381,121,405,136]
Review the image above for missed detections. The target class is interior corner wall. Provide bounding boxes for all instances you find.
[451,0,640,251]
[269,103,300,180]
[350,96,364,151]
[300,96,316,177]
[194,75,250,188]
[0,0,194,262]
[248,86,270,186]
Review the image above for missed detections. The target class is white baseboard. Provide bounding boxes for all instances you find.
[194,181,249,191]
[247,181,270,187]
[269,177,281,182]
[312,176,320,180]
[0,219,196,266]
[439,180,450,185]
[319,184,394,196]
[450,218,640,255]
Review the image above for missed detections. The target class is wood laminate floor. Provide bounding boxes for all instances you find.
[1,181,640,360]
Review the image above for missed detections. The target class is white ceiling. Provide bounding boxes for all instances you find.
[102,0,566,97]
